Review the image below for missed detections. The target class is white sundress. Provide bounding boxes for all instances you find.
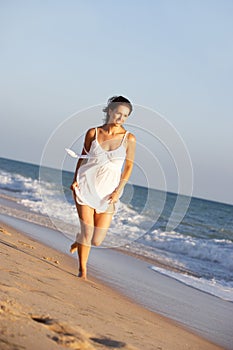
[74,127,129,213]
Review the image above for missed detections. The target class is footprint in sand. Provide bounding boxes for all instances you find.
[0,227,11,236]
[42,256,60,264]
[31,316,95,349]
[18,240,35,249]
[31,315,138,349]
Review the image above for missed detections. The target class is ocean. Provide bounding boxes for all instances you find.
[0,156,233,302]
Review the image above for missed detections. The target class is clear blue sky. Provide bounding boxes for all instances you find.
[1,0,233,205]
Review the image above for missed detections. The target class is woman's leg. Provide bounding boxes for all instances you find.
[73,203,95,279]
[92,204,114,246]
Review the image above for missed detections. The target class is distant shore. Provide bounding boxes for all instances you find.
[0,220,223,350]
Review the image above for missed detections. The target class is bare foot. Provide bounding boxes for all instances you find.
[70,242,78,254]
[77,269,87,280]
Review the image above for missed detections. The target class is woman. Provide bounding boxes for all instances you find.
[70,96,136,279]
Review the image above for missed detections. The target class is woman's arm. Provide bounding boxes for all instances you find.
[70,128,95,190]
[109,133,136,203]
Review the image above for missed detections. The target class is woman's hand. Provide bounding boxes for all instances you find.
[70,181,79,192]
[108,189,119,204]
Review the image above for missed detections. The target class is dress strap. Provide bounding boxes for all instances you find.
[121,130,129,145]
[83,145,89,154]
[95,127,98,140]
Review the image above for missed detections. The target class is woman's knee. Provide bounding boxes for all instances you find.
[91,227,108,246]
[91,239,102,247]
[76,220,94,246]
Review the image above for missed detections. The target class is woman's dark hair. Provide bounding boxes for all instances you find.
[103,96,133,123]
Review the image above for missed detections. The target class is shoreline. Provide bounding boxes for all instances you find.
[0,193,211,277]
[0,192,230,284]
[0,220,223,350]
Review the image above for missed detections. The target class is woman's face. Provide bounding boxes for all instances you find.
[108,105,130,126]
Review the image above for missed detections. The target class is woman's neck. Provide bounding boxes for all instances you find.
[103,123,124,135]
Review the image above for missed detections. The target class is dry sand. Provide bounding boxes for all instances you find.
[0,221,223,350]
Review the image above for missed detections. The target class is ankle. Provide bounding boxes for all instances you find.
[78,268,87,279]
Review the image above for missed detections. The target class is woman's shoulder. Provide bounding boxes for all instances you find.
[85,127,97,138]
[126,131,136,142]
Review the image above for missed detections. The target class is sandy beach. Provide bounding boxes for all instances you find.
[0,221,223,350]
